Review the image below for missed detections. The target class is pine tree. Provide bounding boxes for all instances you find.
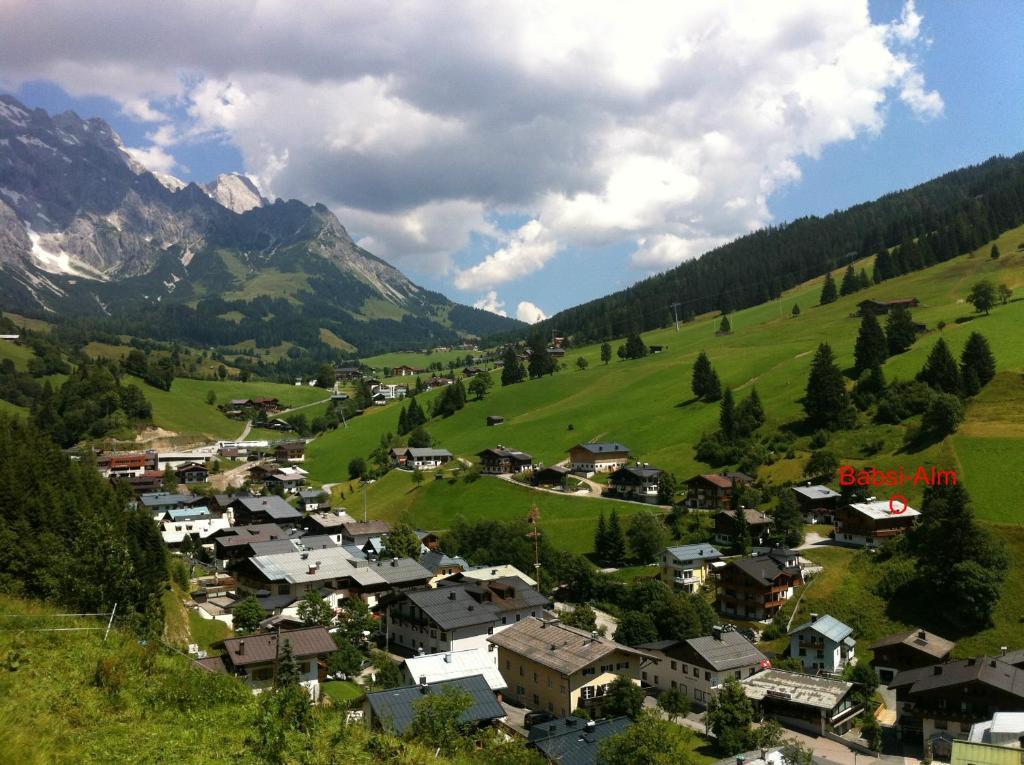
[718,315,732,334]
[691,352,713,399]
[527,335,555,379]
[917,338,962,395]
[731,508,751,555]
[600,342,612,365]
[500,346,525,386]
[840,264,858,296]
[819,271,838,305]
[991,243,1001,259]
[773,490,804,548]
[857,269,871,290]
[606,509,627,565]
[885,306,918,355]
[853,312,888,374]
[804,342,853,429]
[959,332,996,389]
[704,369,722,402]
[791,304,800,317]
[719,388,736,439]
[594,511,608,563]
[397,405,409,435]
[735,387,765,437]
[623,333,648,359]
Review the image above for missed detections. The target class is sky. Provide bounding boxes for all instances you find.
[1,1,1022,323]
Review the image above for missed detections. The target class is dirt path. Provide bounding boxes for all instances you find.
[210,461,255,492]
[236,420,252,441]
[278,397,331,416]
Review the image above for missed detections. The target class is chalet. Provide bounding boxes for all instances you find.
[364,675,506,735]
[857,297,920,316]
[606,465,663,503]
[477,447,533,474]
[419,550,470,584]
[788,614,856,674]
[196,627,337,700]
[230,495,303,526]
[233,546,432,608]
[339,520,392,547]
[334,366,363,381]
[685,472,754,510]
[791,485,842,524]
[98,450,158,478]
[273,441,306,463]
[390,365,423,377]
[532,465,571,489]
[660,544,723,593]
[371,383,407,401]
[264,470,307,494]
[390,447,453,469]
[402,647,507,692]
[371,392,388,406]
[714,508,773,547]
[547,347,566,358]
[248,462,283,482]
[716,549,803,621]
[638,627,769,707]
[463,367,484,377]
[486,415,504,426]
[426,376,454,388]
[252,397,282,414]
[488,617,656,718]
[568,442,631,474]
[740,669,863,735]
[870,628,956,682]
[175,461,209,484]
[298,489,329,513]
[211,523,290,564]
[301,510,357,538]
[834,500,921,547]
[448,564,537,588]
[529,716,633,765]
[118,470,164,495]
[161,507,230,547]
[390,577,550,657]
[890,657,1024,757]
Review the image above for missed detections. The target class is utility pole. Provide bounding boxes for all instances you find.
[527,504,542,592]
[362,481,368,522]
[669,302,682,332]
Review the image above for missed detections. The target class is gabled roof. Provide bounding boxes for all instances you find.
[792,485,841,500]
[404,648,507,691]
[869,628,955,659]
[640,630,768,672]
[890,657,1024,699]
[572,442,630,455]
[139,492,193,508]
[305,511,356,529]
[789,615,854,643]
[366,674,505,735]
[529,717,633,765]
[420,550,469,572]
[478,447,533,461]
[487,617,654,675]
[664,544,723,562]
[609,465,662,480]
[845,500,921,520]
[404,447,453,459]
[404,578,549,630]
[167,506,212,521]
[244,546,431,588]
[218,626,336,667]
[232,495,302,520]
[340,520,392,537]
[728,554,800,586]
[457,564,537,587]
[718,508,772,526]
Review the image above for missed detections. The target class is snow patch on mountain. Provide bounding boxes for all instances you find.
[26,226,108,281]
[154,172,187,192]
[202,173,266,213]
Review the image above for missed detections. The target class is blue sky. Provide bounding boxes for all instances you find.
[3,1,1022,322]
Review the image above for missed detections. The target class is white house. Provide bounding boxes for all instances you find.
[787,614,856,674]
[160,507,230,547]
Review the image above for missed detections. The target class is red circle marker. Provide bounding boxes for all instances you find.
[889,495,908,514]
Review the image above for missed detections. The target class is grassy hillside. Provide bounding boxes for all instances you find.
[308,225,1024,523]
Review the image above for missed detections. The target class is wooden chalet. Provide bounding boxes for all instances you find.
[857,298,920,316]
[714,508,772,546]
[477,446,533,474]
[870,628,955,682]
[834,500,921,547]
[531,465,571,488]
[716,549,802,621]
[685,472,754,510]
[174,462,210,484]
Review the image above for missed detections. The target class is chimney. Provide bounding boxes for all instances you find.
[1002,646,1009,656]
[491,569,497,575]
[391,558,398,567]
[308,565,317,575]
[967,658,976,666]
[736,756,745,765]
[918,630,926,640]
[443,653,452,664]
[541,621,547,628]
[551,644,557,651]
[712,625,723,641]
[238,640,245,656]
[934,665,942,675]
[810,613,819,623]
[449,591,457,600]
[591,630,599,640]
[566,717,577,727]
[586,720,596,730]
[990,659,998,668]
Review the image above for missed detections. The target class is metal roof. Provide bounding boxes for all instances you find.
[530,717,633,765]
[419,550,469,572]
[219,626,336,667]
[403,648,507,691]
[167,506,212,521]
[458,564,537,587]
[404,447,453,458]
[139,492,193,507]
[573,442,630,455]
[792,485,841,500]
[846,500,921,520]
[741,668,854,710]
[890,657,1024,699]
[233,495,302,520]
[686,631,769,672]
[248,546,431,587]
[788,614,854,644]
[365,675,505,735]
[665,544,723,562]
[405,578,549,630]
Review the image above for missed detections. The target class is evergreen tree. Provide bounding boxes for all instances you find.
[991,243,1001,259]
[773,490,804,548]
[500,346,525,386]
[605,509,627,565]
[804,343,853,429]
[885,306,918,355]
[959,332,996,390]
[732,508,751,555]
[719,388,736,439]
[601,342,612,365]
[527,335,555,379]
[819,271,838,305]
[623,333,648,359]
[791,303,800,317]
[857,269,871,290]
[594,511,608,562]
[397,405,409,436]
[840,264,858,296]
[626,512,667,563]
[734,387,765,437]
[406,397,427,429]
[853,312,888,374]
[704,369,722,402]
[691,351,714,399]
[917,338,962,395]
[718,315,732,334]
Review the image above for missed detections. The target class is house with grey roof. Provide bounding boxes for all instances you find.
[478,446,533,474]
[419,550,469,584]
[659,543,723,593]
[364,674,505,735]
[232,546,432,610]
[139,491,195,519]
[791,484,842,523]
[637,626,769,707]
[230,495,303,526]
[716,549,802,621]
[567,442,631,474]
[340,520,392,547]
[528,716,633,765]
[390,577,550,657]
[390,446,454,469]
[870,628,955,682]
[788,614,856,674]
[298,489,329,513]
[740,668,863,735]
[301,510,357,540]
[606,465,663,503]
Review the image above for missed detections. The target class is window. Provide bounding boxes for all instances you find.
[642,671,648,681]
[934,720,948,731]
[298,662,311,674]
[501,617,508,625]
[252,667,273,682]
[519,666,524,676]
[516,614,521,622]
[692,667,699,677]
[670,661,677,671]
[671,680,677,689]
[516,685,525,696]
[505,659,510,670]
[654,675,659,684]
[734,670,741,679]
[705,671,711,681]
[533,672,538,682]
[533,694,539,705]
[582,667,596,677]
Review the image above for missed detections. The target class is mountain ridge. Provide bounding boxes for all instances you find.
[0,94,521,354]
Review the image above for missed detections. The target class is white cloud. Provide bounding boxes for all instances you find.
[472,291,507,317]
[123,144,177,174]
[0,0,942,286]
[516,301,547,324]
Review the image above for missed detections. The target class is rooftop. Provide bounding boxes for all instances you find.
[728,553,801,586]
[640,630,768,672]
[789,614,854,643]
[869,628,955,659]
[573,442,630,455]
[610,465,662,479]
[139,492,193,508]
[969,712,1024,746]
[890,657,1024,699]
[403,648,507,691]
[718,508,772,525]
[740,668,854,710]
[365,675,505,735]
[792,485,841,500]
[404,578,549,630]
[529,717,633,765]
[246,546,431,588]
[457,564,537,587]
[846,500,921,520]
[487,617,653,675]
[665,544,723,562]
[218,626,336,667]
[232,495,302,520]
